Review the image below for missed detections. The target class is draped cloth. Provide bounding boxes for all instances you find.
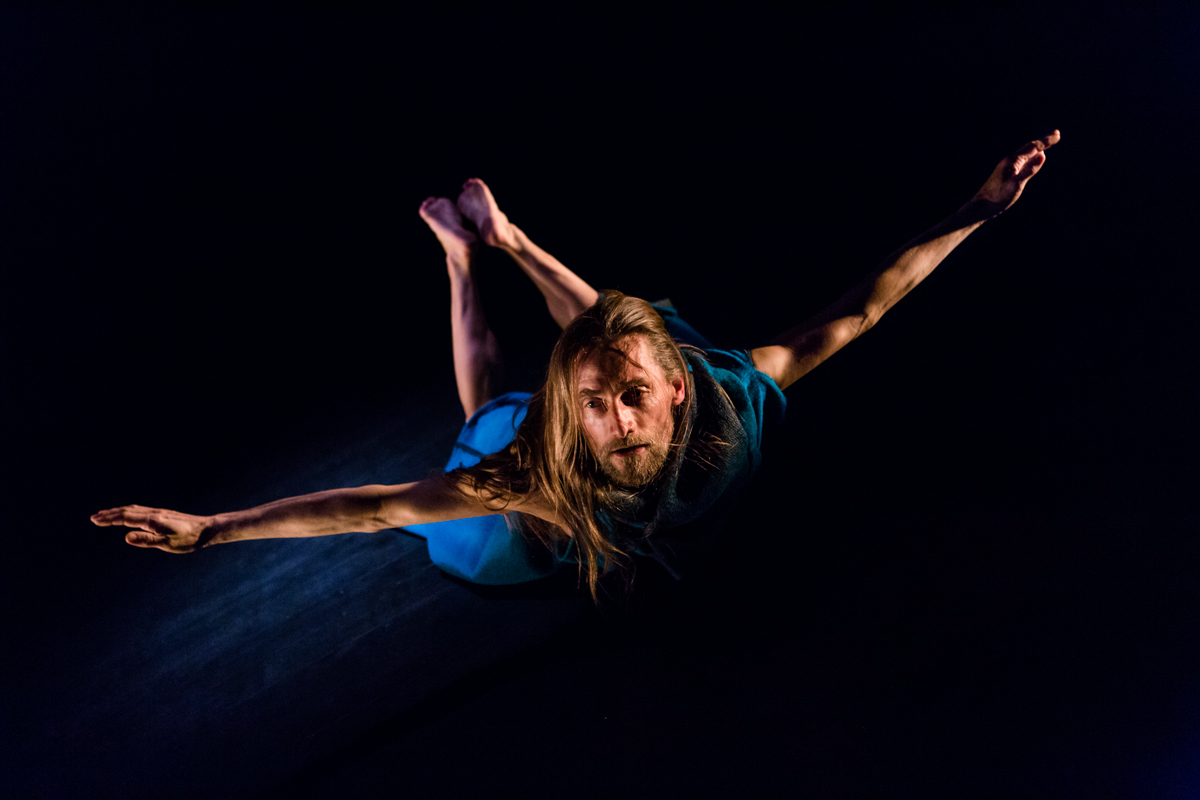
[406,304,787,584]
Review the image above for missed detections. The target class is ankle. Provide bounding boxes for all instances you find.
[445,252,474,277]
[496,221,530,253]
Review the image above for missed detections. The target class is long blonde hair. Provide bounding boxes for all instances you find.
[452,292,696,602]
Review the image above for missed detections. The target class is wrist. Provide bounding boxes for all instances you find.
[956,196,1002,225]
[203,512,237,547]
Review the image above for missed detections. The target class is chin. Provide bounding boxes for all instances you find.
[605,451,667,488]
[612,473,653,489]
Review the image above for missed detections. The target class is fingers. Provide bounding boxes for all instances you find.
[1010,140,1041,162]
[1004,130,1057,181]
[90,504,168,534]
[1036,129,1062,150]
[125,530,169,548]
[91,505,137,526]
[1009,129,1061,162]
[94,504,203,553]
[1017,150,1047,181]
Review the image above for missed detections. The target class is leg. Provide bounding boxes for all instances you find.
[456,178,599,329]
[419,197,504,420]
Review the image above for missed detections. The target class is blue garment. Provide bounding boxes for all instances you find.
[407,305,787,584]
[405,393,564,585]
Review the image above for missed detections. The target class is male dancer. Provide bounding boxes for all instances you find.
[93,131,1061,598]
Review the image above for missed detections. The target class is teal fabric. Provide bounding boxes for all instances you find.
[606,345,787,578]
[407,308,786,584]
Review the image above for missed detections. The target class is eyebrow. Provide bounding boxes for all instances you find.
[578,379,648,398]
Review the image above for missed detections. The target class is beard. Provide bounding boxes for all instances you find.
[597,437,671,488]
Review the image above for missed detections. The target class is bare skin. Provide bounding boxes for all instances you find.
[453,178,517,250]
[90,479,562,553]
[974,131,1061,214]
[93,132,1060,555]
[456,178,599,329]
[418,196,477,267]
[93,186,609,551]
[419,196,503,419]
[422,180,599,417]
[576,335,686,487]
[750,130,1062,390]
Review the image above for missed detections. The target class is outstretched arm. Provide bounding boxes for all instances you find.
[91,477,556,554]
[752,130,1061,391]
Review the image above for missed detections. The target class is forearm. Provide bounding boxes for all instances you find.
[95,475,513,553]
[771,202,992,356]
[206,485,396,547]
[855,199,992,328]
[753,131,1058,391]
[756,199,992,389]
[808,198,990,341]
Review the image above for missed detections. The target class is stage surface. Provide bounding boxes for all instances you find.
[3,6,1199,797]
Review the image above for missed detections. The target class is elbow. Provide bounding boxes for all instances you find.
[358,485,394,532]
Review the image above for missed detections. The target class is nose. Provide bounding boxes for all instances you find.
[612,402,636,440]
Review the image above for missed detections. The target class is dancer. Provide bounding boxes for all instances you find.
[92,131,1061,599]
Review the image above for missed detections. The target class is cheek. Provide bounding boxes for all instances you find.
[580,416,606,450]
[656,409,675,439]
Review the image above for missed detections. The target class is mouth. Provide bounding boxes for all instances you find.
[610,444,648,458]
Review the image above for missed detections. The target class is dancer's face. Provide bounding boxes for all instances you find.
[575,335,686,488]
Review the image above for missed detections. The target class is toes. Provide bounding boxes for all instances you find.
[420,197,459,217]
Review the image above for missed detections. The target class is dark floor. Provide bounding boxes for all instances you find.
[8,378,1200,798]
[3,5,1199,798]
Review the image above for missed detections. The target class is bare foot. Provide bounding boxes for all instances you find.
[419,197,478,269]
[456,178,518,249]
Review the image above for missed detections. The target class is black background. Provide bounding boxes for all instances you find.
[3,4,1199,797]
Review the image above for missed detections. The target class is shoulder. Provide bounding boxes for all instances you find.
[685,346,788,452]
[688,347,786,412]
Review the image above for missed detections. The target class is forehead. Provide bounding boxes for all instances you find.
[575,335,663,390]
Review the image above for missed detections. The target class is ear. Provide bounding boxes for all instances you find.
[669,373,686,407]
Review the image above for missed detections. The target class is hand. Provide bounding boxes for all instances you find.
[91,505,216,553]
[970,130,1061,217]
